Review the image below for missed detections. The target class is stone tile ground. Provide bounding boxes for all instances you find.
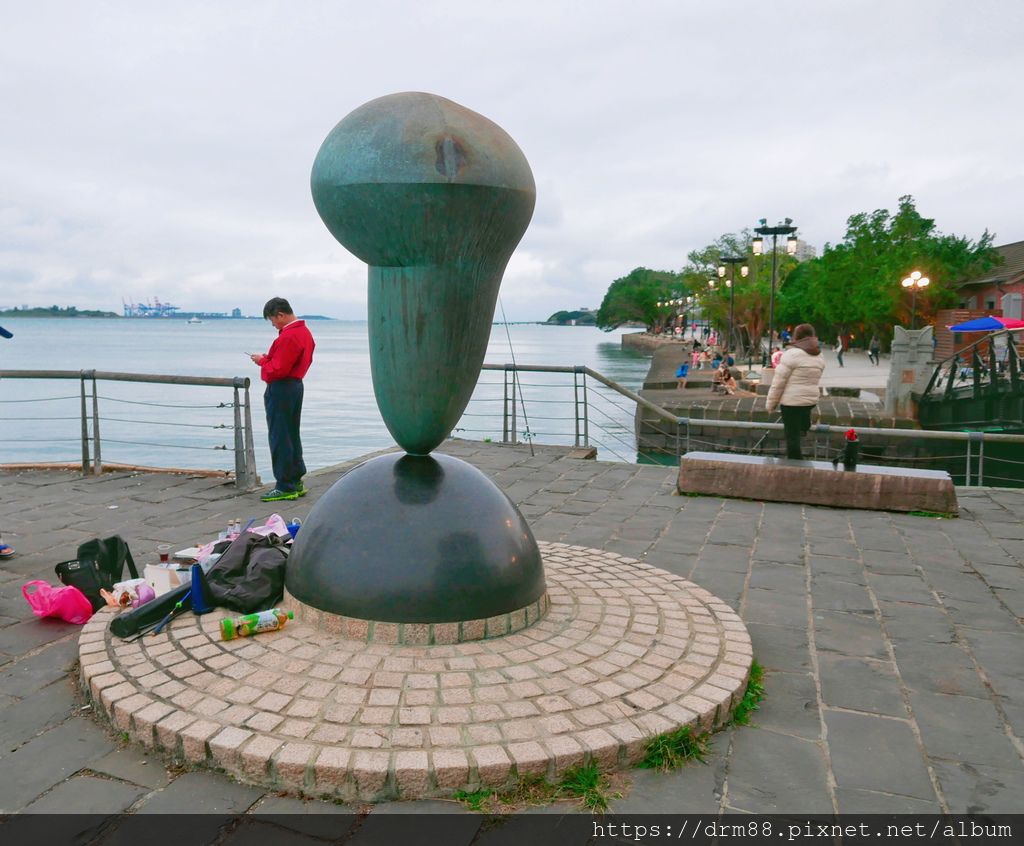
[0,439,1021,825]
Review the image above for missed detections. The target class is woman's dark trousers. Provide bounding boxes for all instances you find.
[264,378,306,492]
[780,405,812,460]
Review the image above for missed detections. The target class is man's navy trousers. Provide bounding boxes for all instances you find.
[264,378,306,492]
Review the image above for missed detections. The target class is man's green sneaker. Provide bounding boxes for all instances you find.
[296,482,308,498]
[260,488,299,502]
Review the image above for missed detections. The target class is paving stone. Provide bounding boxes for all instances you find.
[834,787,941,814]
[817,656,907,717]
[812,610,888,660]
[133,771,264,814]
[725,727,832,813]
[823,710,935,801]
[746,623,812,674]
[0,636,79,698]
[878,602,957,645]
[87,747,173,789]
[908,690,1021,769]
[0,717,111,813]
[743,588,808,628]
[751,671,820,740]
[867,573,938,605]
[0,619,78,655]
[811,578,874,613]
[748,561,805,592]
[892,641,987,698]
[250,795,358,837]
[0,678,77,755]
[23,774,146,813]
[610,732,729,813]
[930,759,1024,814]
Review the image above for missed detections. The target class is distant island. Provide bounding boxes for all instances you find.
[0,305,119,318]
[545,309,597,326]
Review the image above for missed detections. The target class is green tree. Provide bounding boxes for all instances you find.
[777,196,1000,344]
[596,267,686,332]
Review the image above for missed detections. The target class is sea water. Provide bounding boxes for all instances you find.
[0,318,652,476]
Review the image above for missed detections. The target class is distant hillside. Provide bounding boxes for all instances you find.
[0,306,119,318]
[545,310,597,326]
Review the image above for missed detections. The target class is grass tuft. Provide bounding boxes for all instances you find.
[907,510,950,518]
[559,762,620,813]
[637,725,709,772]
[731,659,765,726]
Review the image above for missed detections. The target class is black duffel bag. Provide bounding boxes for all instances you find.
[204,531,289,614]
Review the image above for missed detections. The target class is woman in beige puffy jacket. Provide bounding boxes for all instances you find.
[765,323,825,459]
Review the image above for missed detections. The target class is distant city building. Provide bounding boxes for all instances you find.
[231,307,242,318]
[955,239,1024,319]
[791,239,817,262]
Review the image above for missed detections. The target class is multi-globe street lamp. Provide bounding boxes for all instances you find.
[656,296,686,335]
[752,218,798,363]
[718,256,749,353]
[900,270,930,329]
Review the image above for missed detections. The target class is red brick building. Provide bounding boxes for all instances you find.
[956,239,1024,318]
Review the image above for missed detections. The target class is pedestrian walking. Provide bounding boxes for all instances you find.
[869,335,881,366]
[250,297,316,502]
[834,335,844,367]
[765,323,826,460]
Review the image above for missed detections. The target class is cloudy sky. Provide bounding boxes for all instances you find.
[2,1,1021,321]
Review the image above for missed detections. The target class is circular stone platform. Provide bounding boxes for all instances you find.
[79,543,752,802]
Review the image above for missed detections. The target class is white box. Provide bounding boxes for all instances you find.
[144,564,187,595]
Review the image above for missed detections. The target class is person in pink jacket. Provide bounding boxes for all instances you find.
[765,323,826,460]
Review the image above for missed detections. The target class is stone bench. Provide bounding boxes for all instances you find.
[678,451,958,515]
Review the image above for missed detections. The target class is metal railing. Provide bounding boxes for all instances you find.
[0,370,258,489]
[920,328,1022,402]
[461,363,1024,487]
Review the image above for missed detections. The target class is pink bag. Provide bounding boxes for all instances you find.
[22,580,94,625]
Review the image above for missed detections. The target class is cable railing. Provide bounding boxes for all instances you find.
[0,370,258,489]
[462,364,1024,486]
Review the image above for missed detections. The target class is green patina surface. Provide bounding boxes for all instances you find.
[311,92,536,454]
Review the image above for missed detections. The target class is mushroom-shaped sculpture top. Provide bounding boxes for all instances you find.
[311,92,536,455]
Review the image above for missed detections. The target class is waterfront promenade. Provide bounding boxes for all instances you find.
[0,440,1021,827]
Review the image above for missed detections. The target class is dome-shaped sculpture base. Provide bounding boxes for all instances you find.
[285,452,545,623]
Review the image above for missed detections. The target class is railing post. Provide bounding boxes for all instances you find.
[502,367,510,443]
[1009,341,1020,392]
[79,372,91,475]
[232,386,246,486]
[970,432,987,485]
[243,382,257,489]
[581,371,589,447]
[964,437,972,487]
[572,368,581,447]
[509,366,517,444]
[90,373,102,474]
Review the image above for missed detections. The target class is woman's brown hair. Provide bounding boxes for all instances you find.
[793,323,816,341]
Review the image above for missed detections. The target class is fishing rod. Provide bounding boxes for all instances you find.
[497,296,535,457]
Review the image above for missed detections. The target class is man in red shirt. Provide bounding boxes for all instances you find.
[250,298,315,502]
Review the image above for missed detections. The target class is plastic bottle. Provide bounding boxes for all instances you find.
[220,609,294,641]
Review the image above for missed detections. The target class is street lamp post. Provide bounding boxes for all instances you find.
[752,218,798,364]
[900,271,930,329]
[718,256,749,353]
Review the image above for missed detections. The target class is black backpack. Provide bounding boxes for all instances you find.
[55,535,139,613]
